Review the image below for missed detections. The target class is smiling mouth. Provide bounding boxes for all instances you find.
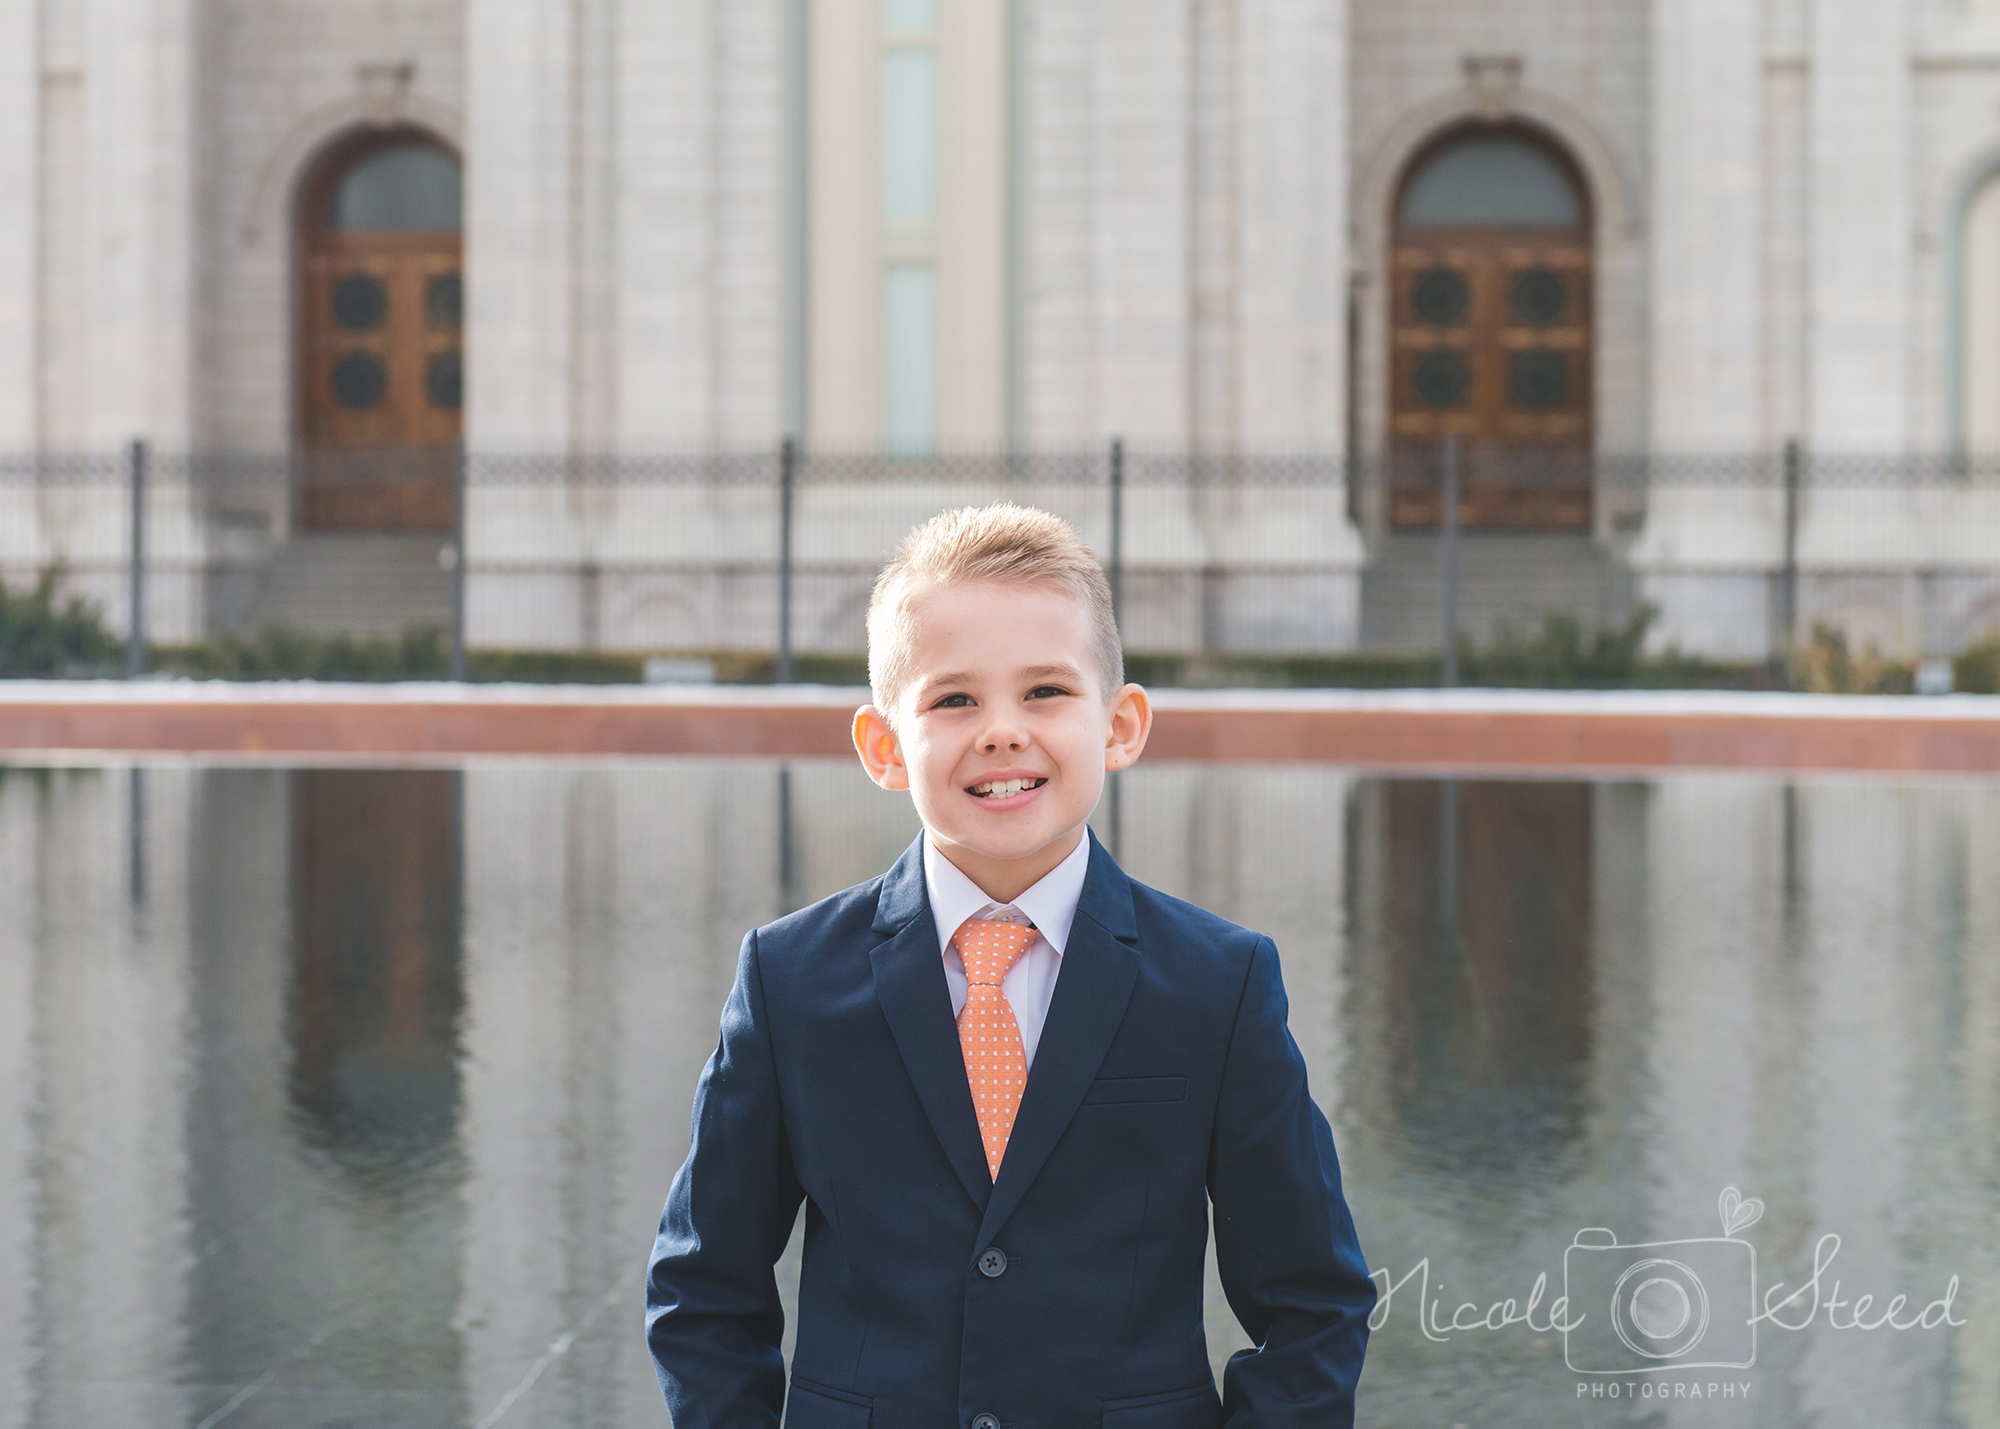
[968,778,1048,799]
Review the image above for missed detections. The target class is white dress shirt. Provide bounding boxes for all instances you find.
[923,830,1091,1071]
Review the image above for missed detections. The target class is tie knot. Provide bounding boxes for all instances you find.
[954,919,1037,987]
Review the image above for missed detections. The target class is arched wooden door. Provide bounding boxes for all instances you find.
[296,131,462,531]
[1389,127,1592,528]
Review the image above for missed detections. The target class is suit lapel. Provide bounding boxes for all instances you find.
[975,833,1140,1247]
[869,837,993,1213]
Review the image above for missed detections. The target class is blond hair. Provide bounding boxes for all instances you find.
[866,504,1124,717]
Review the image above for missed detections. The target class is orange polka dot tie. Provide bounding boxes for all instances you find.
[954,918,1038,1180]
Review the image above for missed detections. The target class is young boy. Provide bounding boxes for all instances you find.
[647,505,1374,1429]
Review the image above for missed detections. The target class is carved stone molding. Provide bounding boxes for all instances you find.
[1462,55,1523,122]
[356,61,416,127]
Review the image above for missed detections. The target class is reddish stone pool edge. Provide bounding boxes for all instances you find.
[3,694,1997,776]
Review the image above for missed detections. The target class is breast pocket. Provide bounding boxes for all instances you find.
[1081,1076,1187,1106]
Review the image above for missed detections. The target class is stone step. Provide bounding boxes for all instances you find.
[1360,533,1634,652]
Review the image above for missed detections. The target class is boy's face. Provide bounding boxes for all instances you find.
[853,579,1152,902]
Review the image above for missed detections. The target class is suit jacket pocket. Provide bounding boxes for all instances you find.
[786,1376,872,1429]
[1101,1380,1221,1429]
[1082,1075,1188,1106]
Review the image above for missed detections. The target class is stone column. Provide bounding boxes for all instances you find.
[1026,0,1193,446]
[83,0,196,449]
[0,2,35,450]
[615,0,715,448]
[1809,0,1911,453]
[465,0,577,452]
[1095,0,1192,445]
[1649,0,1761,453]
[1236,0,1347,456]
[615,0,783,450]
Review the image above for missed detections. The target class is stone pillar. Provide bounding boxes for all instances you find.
[0,3,35,450]
[466,0,577,452]
[83,0,196,449]
[616,0,718,448]
[1026,0,1192,446]
[1649,0,1761,452]
[1809,1,1911,453]
[934,0,1009,451]
[1188,0,1239,458]
[1236,0,1347,455]
[616,0,783,449]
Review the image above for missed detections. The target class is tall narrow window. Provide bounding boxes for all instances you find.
[880,0,937,454]
[881,50,936,225]
[883,265,936,456]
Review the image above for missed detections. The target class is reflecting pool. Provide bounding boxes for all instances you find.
[0,762,1995,1427]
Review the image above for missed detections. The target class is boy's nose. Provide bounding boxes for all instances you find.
[979,722,1026,752]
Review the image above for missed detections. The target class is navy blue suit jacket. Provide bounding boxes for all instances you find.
[646,831,1374,1429]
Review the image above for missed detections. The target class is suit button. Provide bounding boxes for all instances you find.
[977,1247,1008,1278]
[972,1416,1001,1429]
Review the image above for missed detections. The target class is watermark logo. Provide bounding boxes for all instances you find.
[1564,1187,1762,1374]
[1370,1185,1966,1380]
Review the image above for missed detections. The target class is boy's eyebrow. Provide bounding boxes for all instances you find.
[913,671,978,699]
[913,663,1084,699]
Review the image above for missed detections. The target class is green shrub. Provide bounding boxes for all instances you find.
[155,628,650,684]
[1955,635,2000,695]
[469,647,645,684]
[0,569,123,677]
[1461,607,1656,688]
[1789,623,1914,695]
[154,626,450,681]
[1123,651,1439,689]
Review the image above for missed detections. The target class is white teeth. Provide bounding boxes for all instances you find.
[971,778,1043,798]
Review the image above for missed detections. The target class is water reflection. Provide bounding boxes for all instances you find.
[1355,778,1595,1168]
[0,763,1995,1427]
[290,770,463,1162]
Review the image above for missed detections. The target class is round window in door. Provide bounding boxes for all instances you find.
[296,128,462,531]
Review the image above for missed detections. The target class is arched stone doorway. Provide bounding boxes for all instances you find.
[1389,125,1592,528]
[1964,172,2000,457]
[295,129,463,530]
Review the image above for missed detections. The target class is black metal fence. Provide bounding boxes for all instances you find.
[4,443,2000,688]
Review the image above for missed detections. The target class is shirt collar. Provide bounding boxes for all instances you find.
[923,829,1092,959]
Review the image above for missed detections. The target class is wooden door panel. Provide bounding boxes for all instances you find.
[1390,226,1593,529]
[299,231,461,532]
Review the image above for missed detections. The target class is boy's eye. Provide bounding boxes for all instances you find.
[1026,685,1068,700]
[931,693,973,709]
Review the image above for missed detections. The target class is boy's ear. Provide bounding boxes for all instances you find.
[852,705,910,790]
[1104,683,1153,772]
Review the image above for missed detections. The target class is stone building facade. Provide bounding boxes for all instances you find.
[3,1,2000,659]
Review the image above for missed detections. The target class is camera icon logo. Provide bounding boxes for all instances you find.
[1563,1188,1762,1374]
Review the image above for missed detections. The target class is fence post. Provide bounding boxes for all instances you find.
[778,436,797,684]
[1108,436,1125,634]
[450,440,468,681]
[1440,434,1460,688]
[125,438,148,678]
[1779,437,1801,673]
